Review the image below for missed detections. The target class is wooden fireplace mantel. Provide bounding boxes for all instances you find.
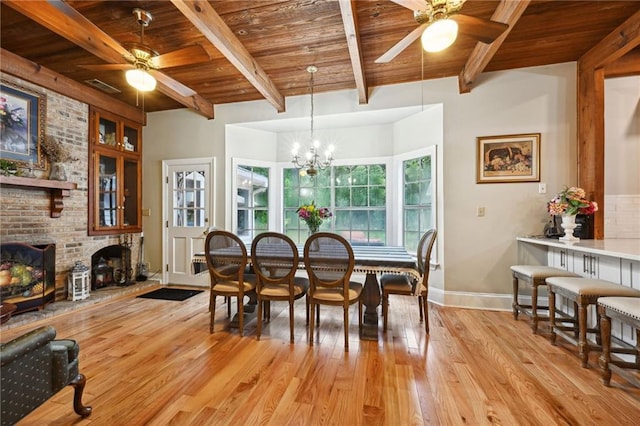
[0,175,77,218]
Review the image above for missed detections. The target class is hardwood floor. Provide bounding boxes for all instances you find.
[3,286,640,425]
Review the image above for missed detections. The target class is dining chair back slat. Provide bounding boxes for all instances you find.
[205,230,256,336]
[251,232,309,343]
[304,232,362,351]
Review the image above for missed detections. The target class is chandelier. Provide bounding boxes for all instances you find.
[291,65,334,176]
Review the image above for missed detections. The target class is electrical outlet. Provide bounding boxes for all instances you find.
[476,207,485,217]
[538,183,547,194]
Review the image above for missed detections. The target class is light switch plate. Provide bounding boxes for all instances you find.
[538,183,547,194]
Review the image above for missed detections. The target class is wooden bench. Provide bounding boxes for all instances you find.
[597,297,640,387]
[546,277,640,367]
[510,265,579,333]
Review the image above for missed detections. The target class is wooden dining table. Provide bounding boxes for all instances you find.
[193,243,419,341]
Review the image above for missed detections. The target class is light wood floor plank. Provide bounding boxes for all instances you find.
[2,286,640,425]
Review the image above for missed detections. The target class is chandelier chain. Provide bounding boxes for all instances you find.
[291,65,333,176]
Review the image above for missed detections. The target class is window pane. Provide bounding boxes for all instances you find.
[369,164,386,185]
[335,188,350,207]
[405,209,419,232]
[370,210,385,230]
[352,187,368,207]
[370,187,385,206]
[351,165,367,185]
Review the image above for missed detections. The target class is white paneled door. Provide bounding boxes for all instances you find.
[163,158,215,286]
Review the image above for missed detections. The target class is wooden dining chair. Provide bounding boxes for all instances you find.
[251,232,309,343]
[304,232,363,351]
[204,230,256,335]
[380,229,437,333]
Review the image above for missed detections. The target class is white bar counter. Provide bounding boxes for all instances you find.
[517,237,640,261]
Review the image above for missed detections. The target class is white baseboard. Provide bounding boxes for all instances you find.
[428,287,514,311]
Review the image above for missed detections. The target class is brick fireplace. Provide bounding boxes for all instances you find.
[0,73,141,302]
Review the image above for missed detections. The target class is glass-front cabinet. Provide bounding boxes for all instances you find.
[89,107,142,235]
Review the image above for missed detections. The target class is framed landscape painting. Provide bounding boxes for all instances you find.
[476,133,540,183]
[0,81,47,169]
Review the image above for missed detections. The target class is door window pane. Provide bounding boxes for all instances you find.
[173,170,205,227]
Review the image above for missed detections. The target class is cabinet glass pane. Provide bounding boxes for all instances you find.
[98,154,117,228]
[123,158,139,228]
[123,124,139,153]
[173,170,205,227]
[99,117,117,147]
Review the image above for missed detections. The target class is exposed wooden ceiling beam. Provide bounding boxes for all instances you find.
[0,48,145,124]
[580,9,640,69]
[458,0,530,93]
[3,0,215,119]
[604,50,640,78]
[171,0,285,113]
[338,0,368,104]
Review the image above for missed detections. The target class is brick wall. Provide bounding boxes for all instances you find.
[0,73,141,300]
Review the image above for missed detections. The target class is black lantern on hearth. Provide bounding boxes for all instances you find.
[92,257,113,290]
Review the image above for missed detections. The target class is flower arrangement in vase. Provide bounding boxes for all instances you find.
[547,186,598,241]
[297,201,332,234]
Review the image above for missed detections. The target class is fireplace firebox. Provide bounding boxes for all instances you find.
[0,242,56,314]
[91,244,132,289]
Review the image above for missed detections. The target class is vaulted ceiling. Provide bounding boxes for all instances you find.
[1,1,639,120]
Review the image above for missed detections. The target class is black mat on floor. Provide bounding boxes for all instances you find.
[137,288,203,301]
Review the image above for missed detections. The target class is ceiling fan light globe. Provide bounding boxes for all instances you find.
[421,19,458,52]
[125,68,156,92]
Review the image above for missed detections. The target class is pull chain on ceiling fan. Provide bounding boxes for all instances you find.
[376,0,509,63]
[125,8,156,92]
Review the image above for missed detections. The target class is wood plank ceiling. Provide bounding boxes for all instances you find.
[1,1,639,119]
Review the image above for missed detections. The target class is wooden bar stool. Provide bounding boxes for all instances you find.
[597,297,640,387]
[547,277,640,367]
[511,265,579,333]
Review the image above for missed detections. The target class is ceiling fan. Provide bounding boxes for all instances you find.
[80,8,210,92]
[375,0,509,63]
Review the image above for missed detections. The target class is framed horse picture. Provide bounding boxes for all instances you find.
[476,133,540,183]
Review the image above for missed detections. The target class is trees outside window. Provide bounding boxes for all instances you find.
[283,164,386,245]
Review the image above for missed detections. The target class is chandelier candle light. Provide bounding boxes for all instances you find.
[547,186,598,242]
[291,65,334,176]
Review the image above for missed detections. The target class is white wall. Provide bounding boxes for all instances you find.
[604,75,640,238]
[144,62,580,309]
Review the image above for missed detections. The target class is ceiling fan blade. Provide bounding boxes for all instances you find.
[150,45,211,69]
[150,70,196,97]
[390,0,426,11]
[452,14,509,44]
[79,64,132,71]
[375,23,428,64]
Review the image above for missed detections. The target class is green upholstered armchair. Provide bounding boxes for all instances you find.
[0,325,91,425]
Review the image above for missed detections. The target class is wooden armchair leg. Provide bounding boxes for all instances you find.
[69,373,92,417]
